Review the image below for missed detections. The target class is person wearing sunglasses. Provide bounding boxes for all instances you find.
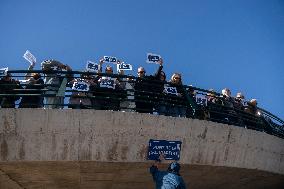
[134,58,164,114]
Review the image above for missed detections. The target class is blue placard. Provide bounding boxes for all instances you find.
[148,139,182,161]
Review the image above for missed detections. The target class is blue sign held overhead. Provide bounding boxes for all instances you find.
[148,139,182,161]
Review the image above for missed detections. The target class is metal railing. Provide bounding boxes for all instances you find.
[1,70,283,139]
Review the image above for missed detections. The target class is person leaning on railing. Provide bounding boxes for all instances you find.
[41,59,73,109]
[0,73,22,108]
[19,61,44,108]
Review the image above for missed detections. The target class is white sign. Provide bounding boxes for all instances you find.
[117,62,132,71]
[164,86,178,95]
[196,94,207,106]
[100,77,116,89]
[146,53,161,64]
[86,61,98,72]
[72,80,90,92]
[0,67,8,76]
[103,56,117,64]
[23,50,36,64]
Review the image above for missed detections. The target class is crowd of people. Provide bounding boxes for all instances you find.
[0,58,273,123]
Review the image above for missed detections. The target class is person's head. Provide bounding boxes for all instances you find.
[105,66,113,75]
[80,72,92,80]
[222,88,231,97]
[250,99,257,106]
[167,162,181,174]
[159,71,166,81]
[207,88,216,97]
[3,73,12,81]
[170,73,182,84]
[31,73,41,80]
[137,67,146,78]
[236,92,244,101]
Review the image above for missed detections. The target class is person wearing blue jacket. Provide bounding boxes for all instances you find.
[150,155,186,189]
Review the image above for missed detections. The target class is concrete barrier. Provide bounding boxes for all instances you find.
[0,109,284,188]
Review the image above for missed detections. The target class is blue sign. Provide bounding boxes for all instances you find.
[147,53,161,64]
[148,139,182,161]
[86,61,98,72]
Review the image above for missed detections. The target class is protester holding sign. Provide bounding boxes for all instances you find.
[165,73,187,117]
[19,62,44,108]
[93,59,123,110]
[150,154,186,189]
[134,58,164,114]
[68,72,96,109]
[0,73,22,108]
[41,59,73,109]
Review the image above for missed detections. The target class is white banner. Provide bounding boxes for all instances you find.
[100,77,116,89]
[117,62,132,71]
[23,50,36,64]
[72,80,90,92]
[0,67,8,76]
[164,86,178,95]
[196,94,207,106]
[146,53,161,64]
[103,56,117,64]
[86,61,98,72]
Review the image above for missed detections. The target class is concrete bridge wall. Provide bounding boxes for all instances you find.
[0,109,284,188]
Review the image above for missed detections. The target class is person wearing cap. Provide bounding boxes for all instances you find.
[150,154,186,189]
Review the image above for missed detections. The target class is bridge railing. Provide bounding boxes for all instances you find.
[1,70,283,139]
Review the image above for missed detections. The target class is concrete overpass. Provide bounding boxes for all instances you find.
[0,109,283,188]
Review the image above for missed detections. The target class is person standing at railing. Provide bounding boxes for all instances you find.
[134,59,163,114]
[41,60,73,109]
[233,92,245,111]
[165,73,187,117]
[19,61,44,108]
[68,72,97,109]
[92,59,122,110]
[0,73,22,108]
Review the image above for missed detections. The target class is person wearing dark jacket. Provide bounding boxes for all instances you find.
[0,73,22,108]
[134,59,163,114]
[150,155,186,189]
[19,62,44,108]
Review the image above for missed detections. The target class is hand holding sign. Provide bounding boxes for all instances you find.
[86,61,98,72]
[117,62,132,71]
[103,56,117,64]
[147,53,161,64]
[72,80,90,92]
[148,139,182,161]
[23,50,36,65]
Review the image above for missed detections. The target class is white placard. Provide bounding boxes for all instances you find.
[196,94,207,106]
[117,62,132,71]
[23,50,36,64]
[164,86,178,95]
[72,80,90,92]
[0,67,8,76]
[100,77,116,89]
[103,56,117,64]
[146,53,161,64]
[86,61,98,72]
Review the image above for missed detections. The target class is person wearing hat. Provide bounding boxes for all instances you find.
[150,154,186,189]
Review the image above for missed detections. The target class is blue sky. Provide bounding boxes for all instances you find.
[0,0,283,119]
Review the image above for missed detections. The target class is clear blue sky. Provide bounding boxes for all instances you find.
[0,0,283,119]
